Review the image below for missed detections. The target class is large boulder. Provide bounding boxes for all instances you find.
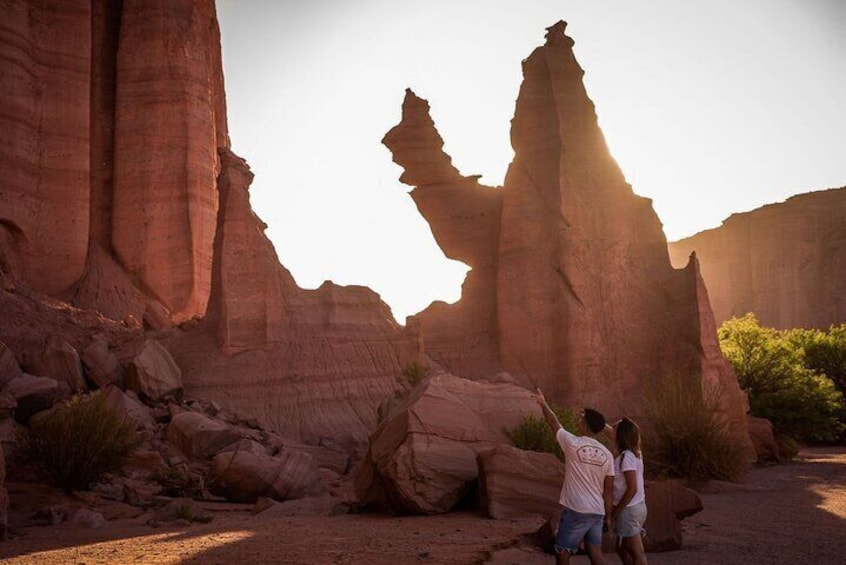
[101,385,155,431]
[746,415,780,464]
[22,337,87,393]
[212,446,324,503]
[3,374,66,423]
[643,479,704,551]
[125,340,183,403]
[81,336,123,389]
[0,342,21,390]
[166,411,239,459]
[355,373,539,514]
[477,444,564,519]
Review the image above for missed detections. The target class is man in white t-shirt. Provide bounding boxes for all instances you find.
[537,390,614,565]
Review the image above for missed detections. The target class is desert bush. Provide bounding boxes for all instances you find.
[719,314,844,443]
[642,375,749,482]
[505,402,579,461]
[397,361,430,387]
[16,392,141,492]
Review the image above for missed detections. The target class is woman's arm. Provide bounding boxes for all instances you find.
[612,469,638,517]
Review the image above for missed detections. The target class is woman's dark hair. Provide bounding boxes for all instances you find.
[615,417,642,458]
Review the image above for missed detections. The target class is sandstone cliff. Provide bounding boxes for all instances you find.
[0,0,227,322]
[385,22,749,427]
[0,0,419,446]
[669,188,846,330]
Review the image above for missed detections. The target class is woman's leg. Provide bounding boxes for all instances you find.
[621,534,648,565]
[615,538,633,565]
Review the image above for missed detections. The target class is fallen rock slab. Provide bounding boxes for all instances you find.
[477,444,564,519]
[166,411,239,459]
[643,479,704,551]
[212,448,324,503]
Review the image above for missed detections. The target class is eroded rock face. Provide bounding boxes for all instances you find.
[0,0,92,296]
[669,188,846,330]
[112,0,227,322]
[384,21,750,434]
[0,0,228,323]
[209,149,292,354]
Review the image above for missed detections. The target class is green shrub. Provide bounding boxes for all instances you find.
[719,314,844,443]
[642,374,749,482]
[174,503,214,524]
[16,393,141,492]
[397,362,430,387]
[155,464,206,500]
[505,402,579,461]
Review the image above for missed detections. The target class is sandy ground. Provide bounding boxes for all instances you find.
[0,447,844,565]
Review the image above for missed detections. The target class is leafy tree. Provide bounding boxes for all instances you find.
[796,324,846,398]
[719,314,844,443]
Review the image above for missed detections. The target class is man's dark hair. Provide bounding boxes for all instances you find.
[583,408,606,434]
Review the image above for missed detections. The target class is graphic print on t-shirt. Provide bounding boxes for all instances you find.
[577,444,609,466]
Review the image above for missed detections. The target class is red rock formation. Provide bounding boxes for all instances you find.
[158,145,420,446]
[0,0,92,296]
[0,0,227,323]
[385,21,749,430]
[384,92,502,379]
[0,0,420,450]
[208,149,291,354]
[668,187,846,329]
[111,0,227,322]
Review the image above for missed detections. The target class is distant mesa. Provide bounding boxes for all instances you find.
[669,187,846,330]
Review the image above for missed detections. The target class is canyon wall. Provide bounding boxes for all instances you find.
[0,0,419,446]
[385,22,749,428]
[0,0,227,321]
[669,188,846,330]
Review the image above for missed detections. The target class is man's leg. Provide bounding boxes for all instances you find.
[555,549,571,565]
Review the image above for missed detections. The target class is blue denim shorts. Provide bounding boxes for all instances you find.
[614,501,647,538]
[555,507,604,554]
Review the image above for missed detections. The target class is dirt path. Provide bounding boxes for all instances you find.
[1,448,844,564]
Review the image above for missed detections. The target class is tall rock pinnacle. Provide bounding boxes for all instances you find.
[385,21,750,432]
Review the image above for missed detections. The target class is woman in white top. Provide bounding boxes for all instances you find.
[610,417,648,565]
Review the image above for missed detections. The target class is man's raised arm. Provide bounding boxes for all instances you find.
[536,389,562,432]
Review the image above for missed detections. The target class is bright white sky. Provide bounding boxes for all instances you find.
[216,0,846,322]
